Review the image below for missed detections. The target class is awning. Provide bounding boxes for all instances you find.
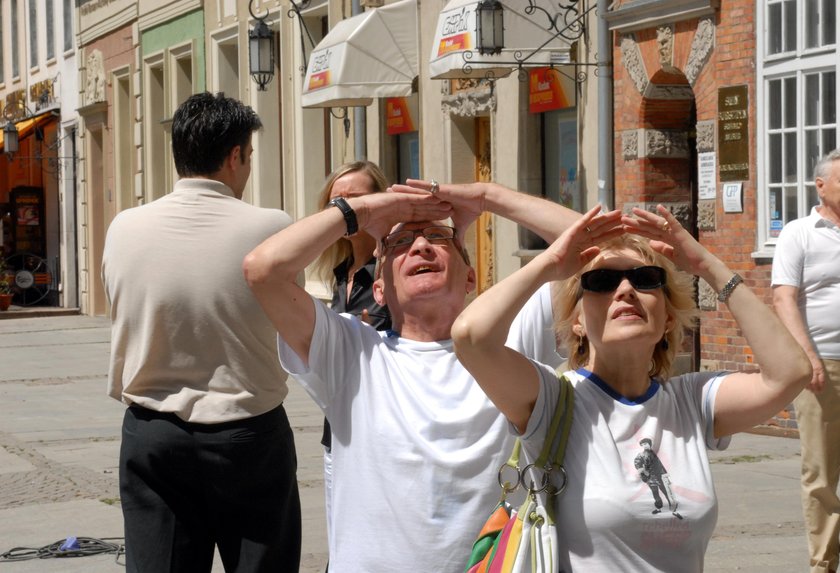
[0,111,57,152]
[429,0,572,80]
[301,0,418,108]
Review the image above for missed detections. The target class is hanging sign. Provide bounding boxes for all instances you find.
[386,96,418,135]
[529,68,574,113]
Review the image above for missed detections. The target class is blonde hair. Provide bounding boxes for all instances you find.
[313,161,388,289]
[552,234,698,380]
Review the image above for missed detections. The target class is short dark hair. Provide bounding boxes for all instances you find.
[172,92,263,177]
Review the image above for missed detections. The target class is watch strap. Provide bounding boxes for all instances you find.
[717,273,743,303]
[328,197,358,236]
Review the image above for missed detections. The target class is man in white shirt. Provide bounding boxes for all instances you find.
[772,149,840,573]
[243,180,573,572]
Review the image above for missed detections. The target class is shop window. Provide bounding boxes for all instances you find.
[543,108,580,212]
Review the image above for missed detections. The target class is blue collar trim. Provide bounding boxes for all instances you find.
[576,367,660,405]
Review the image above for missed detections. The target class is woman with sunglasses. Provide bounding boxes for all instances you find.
[452,204,811,571]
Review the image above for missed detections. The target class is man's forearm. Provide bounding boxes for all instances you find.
[482,183,580,243]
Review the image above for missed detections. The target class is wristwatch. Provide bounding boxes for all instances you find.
[328,197,358,236]
[717,273,743,303]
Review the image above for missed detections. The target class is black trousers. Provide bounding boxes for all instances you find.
[120,404,301,573]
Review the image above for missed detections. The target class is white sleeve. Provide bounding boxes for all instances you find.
[771,221,805,288]
[506,283,566,369]
[276,297,366,416]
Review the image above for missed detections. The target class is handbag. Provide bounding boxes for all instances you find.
[464,374,574,573]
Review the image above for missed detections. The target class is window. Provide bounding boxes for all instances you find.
[63,0,73,52]
[0,6,4,82]
[759,1,838,244]
[806,0,836,49]
[11,0,19,77]
[766,0,796,55]
[46,0,55,60]
[29,0,37,68]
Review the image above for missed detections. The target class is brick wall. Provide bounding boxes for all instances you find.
[613,1,792,429]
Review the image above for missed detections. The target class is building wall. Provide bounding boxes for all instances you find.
[76,23,137,315]
[612,0,789,423]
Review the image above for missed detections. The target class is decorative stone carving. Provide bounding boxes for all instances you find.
[643,129,689,158]
[698,199,716,230]
[624,202,691,230]
[698,279,716,310]
[620,34,649,95]
[643,83,694,99]
[656,25,675,71]
[85,49,106,105]
[696,121,715,152]
[622,130,639,160]
[686,18,715,86]
[441,90,496,118]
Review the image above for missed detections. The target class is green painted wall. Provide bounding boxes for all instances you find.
[141,9,206,91]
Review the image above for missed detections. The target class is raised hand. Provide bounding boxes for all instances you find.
[622,204,711,277]
[391,179,486,239]
[540,205,624,282]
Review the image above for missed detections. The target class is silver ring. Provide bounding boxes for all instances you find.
[585,226,592,233]
[429,180,439,195]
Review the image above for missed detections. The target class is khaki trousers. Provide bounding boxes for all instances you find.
[795,358,840,573]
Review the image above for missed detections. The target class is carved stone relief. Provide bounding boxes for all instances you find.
[698,279,717,310]
[85,49,106,105]
[685,18,715,86]
[441,90,496,118]
[642,129,689,158]
[698,199,716,231]
[656,25,675,72]
[620,34,649,95]
[623,202,691,230]
[643,84,694,100]
[622,130,639,160]
[696,121,715,152]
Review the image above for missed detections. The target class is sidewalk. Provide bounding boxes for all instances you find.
[0,315,810,571]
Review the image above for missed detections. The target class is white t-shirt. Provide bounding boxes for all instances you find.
[771,206,840,358]
[278,284,558,572]
[523,366,730,572]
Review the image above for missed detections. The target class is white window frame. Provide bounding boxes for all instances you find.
[755,0,839,255]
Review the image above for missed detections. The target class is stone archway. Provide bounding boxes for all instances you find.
[614,19,716,373]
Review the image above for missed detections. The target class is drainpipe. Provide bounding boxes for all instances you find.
[597,0,613,209]
[352,0,367,160]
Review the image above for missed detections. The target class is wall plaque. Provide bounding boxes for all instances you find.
[717,85,749,182]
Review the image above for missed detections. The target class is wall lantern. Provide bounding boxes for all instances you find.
[248,1,276,91]
[3,121,19,159]
[475,0,504,55]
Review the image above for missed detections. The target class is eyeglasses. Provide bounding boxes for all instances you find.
[580,266,666,293]
[381,225,457,252]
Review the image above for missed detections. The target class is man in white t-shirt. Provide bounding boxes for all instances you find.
[243,180,574,572]
[772,149,840,573]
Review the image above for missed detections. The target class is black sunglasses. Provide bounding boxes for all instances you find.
[580,266,667,293]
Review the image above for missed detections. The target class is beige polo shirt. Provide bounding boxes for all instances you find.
[102,178,292,423]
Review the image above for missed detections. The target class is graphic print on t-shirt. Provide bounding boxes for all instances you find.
[634,438,684,520]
